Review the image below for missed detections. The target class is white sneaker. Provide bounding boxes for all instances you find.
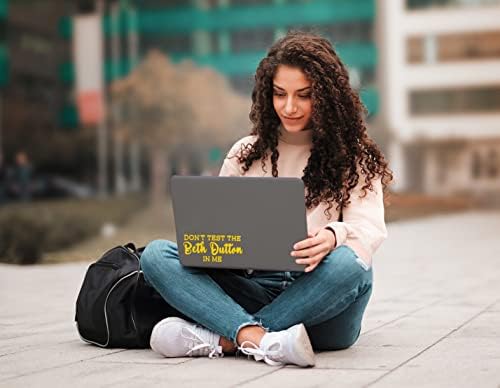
[238,323,315,367]
[150,317,223,358]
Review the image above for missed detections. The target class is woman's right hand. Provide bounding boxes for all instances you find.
[290,229,336,272]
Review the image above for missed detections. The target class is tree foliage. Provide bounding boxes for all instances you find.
[112,50,250,149]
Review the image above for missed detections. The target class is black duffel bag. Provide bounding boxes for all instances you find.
[75,243,181,348]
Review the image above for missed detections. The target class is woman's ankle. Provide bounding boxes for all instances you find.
[236,325,266,348]
[219,336,237,353]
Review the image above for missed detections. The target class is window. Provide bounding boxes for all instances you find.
[231,28,275,53]
[359,68,376,87]
[206,0,220,8]
[436,149,449,184]
[407,0,500,10]
[142,34,192,54]
[19,34,53,55]
[231,0,272,5]
[471,151,482,179]
[408,37,424,63]
[322,20,374,44]
[410,87,500,115]
[228,74,254,95]
[138,0,187,9]
[470,148,500,179]
[487,149,499,177]
[408,31,500,64]
[0,20,6,41]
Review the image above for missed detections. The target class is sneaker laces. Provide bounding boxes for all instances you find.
[181,326,223,359]
[238,340,283,366]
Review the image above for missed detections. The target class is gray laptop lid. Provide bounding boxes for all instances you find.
[170,175,307,272]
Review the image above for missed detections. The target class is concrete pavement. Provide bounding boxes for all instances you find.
[1,210,500,387]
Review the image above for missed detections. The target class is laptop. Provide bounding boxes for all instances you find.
[170,175,307,272]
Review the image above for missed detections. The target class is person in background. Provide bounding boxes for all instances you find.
[0,153,7,204]
[11,151,33,201]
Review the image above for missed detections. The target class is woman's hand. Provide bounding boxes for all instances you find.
[291,229,337,273]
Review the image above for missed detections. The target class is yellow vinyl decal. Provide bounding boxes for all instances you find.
[183,233,244,264]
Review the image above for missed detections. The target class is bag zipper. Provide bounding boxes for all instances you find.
[95,261,119,269]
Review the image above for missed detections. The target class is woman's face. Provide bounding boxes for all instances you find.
[272,65,312,133]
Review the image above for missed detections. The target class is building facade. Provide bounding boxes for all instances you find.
[61,0,383,181]
[0,0,78,168]
[60,0,380,117]
[379,0,500,196]
[136,0,379,117]
[1,0,381,183]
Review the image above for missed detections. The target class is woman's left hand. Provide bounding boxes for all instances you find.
[291,229,337,273]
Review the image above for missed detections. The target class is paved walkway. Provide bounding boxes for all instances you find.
[1,210,500,387]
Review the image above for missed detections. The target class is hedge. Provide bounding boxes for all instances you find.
[0,195,147,265]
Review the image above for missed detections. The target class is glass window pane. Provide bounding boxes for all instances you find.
[230,28,275,53]
[407,31,500,63]
[407,0,500,10]
[410,87,500,115]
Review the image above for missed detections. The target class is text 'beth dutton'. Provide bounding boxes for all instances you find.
[183,233,244,256]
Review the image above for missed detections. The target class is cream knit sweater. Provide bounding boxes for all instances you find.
[218,127,387,268]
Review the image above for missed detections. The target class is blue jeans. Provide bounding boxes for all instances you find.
[141,240,373,351]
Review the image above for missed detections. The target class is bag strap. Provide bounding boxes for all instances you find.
[124,242,137,253]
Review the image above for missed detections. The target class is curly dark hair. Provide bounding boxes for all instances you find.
[234,31,393,219]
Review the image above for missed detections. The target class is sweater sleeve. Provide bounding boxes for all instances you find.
[325,175,387,268]
[218,136,255,177]
[219,153,241,177]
